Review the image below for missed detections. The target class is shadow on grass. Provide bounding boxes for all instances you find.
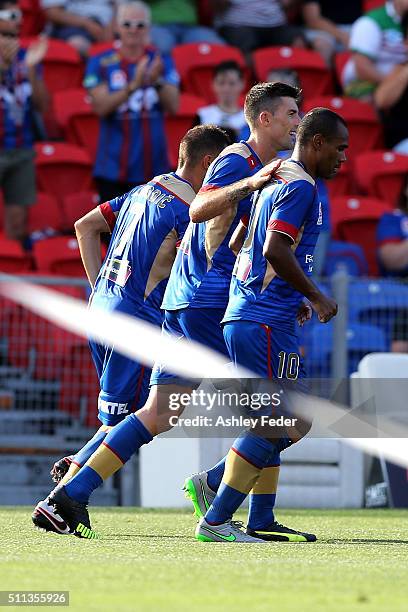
[325,539,408,545]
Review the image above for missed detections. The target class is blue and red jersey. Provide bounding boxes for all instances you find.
[0,48,39,149]
[222,159,322,332]
[93,172,194,325]
[84,47,179,183]
[162,141,263,311]
[377,209,408,277]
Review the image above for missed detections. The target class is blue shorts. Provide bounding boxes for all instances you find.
[90,339,151,426]
[150,307,229,386]
[223,320,306,380]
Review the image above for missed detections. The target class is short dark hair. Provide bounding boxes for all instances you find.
[244,82,301,127]
[213,60,244,80]
[296,107,348,146]
[178,125,232,166]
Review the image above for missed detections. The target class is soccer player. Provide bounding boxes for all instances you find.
[195,108,348,542]
[36,83,310,539]
[32,125,231,535]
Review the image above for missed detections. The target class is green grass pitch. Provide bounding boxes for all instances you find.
[1,507,408,612]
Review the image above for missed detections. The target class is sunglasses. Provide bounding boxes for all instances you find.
[0,8,21,22]
[120,20,148,29]
[0,30,17,38]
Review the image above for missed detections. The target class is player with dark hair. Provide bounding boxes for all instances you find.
[32,124,231,535]
[196,108,348,542]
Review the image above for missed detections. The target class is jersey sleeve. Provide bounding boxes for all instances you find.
[267,180,315,243]
[99,191,131,232]
[377,213,403,246]
[83,54,104,89]
[349,16,382,59]
[199,153,250,192]
[161,53,180,87]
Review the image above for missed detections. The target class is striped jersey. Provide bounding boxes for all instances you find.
[222,159,322,331]
[94,172,194,324]
[84,47,180,183]
[0,48,39,149]
[161,141,263,311]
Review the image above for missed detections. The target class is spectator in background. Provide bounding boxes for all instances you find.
[374,11,408,153]
[196,60,246,141]
[84,1,179,204]
[342,0,408,99]
[214,0,306,60]
[377,174,408,277]
[41,0,116,56]
[0,1,48,243]
[302,0,363,65]
[147,0,225,55]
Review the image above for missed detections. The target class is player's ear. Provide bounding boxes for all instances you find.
[312,134,324,150]
[259,110,271,127]
[202,153,213,170]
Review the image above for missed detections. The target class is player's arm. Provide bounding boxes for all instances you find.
[263,232,337,323]
[229,217,249,256]
[74,207,115,287]
[190,159,281,223]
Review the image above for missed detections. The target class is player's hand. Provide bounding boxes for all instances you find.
[246,159,282,192]
[309,293,338,323]
[26,36,48,68]
[296,302,312,327]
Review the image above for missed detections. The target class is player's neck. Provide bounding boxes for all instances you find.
[246,134,277,165]
[175,167,197,192]
[291,146,316,179]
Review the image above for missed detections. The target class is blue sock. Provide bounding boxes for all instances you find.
[205,432,275,525]
[65,466,102,504]
[247,447,280,530]
[206,456,226,491]
[72,429,108,468]
[275,435,293,453]
[64,414,153,504]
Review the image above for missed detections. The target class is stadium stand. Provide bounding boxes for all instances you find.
[172,42,248,103]
[61,191,99,232]
[53,89,100,161]
[28,193,62,236]
[0,236,32,273]
[331,196,393,275]
[322,241,369,277]
[32,236,85,277]
[34,143,94,205]
[20,0,45,37]
[302,96,383,160]
[252,46,333,99]
[165,93,206,168]
[354,151,408,203]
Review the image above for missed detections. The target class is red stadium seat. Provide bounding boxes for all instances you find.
[331,196,393,275]
[354,151,408,204]
[88,40,121,57]
[172,43,249,103]
[327,162,352,200]
[54,88,100,161]
[62,191,99,231]
[28,192,63,234]
[364,0,383,10]
[165,93,206,168]
[303,96,382,160]
[33,236,85,277]
[334,51,351,91]
[35,142,93,204]
[0,234,32,273]
[252,47,333,99]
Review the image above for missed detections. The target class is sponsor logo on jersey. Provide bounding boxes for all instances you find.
[111,70,127,90]
[317,201,323,225]
[98,399,129,415]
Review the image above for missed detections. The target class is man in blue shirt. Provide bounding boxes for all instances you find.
[84,1,179,204]
[196,108,348,543]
